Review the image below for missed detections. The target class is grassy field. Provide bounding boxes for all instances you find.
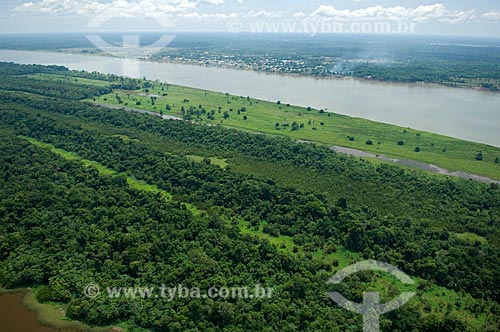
[24,73,113,87]
[83,80,500,180]
[453,232,488,245]
[187,154,228,168]
[21,290,95,332]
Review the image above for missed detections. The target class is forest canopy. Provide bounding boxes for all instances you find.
[0,62,498,332]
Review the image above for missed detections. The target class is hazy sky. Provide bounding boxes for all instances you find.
[1,0,500,36]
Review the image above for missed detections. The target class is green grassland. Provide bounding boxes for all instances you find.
[187,154,228,168]
[25,73,113,87]
[453,232,488,245]
[85,80,500,180]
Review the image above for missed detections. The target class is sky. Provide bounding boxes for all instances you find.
[1,0,500,36]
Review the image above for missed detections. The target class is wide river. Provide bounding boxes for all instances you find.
[1,50,499,147]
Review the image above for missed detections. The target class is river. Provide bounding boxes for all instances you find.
[0,293,57,332]
[0,50,499,147]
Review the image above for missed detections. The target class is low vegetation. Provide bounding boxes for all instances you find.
[89,78,500,180]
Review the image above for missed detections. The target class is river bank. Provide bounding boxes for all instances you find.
[0,288,118,332]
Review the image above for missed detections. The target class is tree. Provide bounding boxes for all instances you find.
[337,197,348,209]
[476,152,483,161]
[263,224,280,237]
[223,111,230,119]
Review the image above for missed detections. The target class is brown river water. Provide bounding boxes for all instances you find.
[0,293,57,332]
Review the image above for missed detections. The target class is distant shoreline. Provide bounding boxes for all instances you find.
[13,48,499,94]
[143,56,500,94]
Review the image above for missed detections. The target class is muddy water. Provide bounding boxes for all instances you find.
[0,293,57,332]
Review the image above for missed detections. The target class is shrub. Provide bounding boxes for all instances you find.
[263,224,280,237]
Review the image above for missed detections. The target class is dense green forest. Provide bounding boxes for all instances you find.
[0,75,112,100]
[0,63,499,331]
